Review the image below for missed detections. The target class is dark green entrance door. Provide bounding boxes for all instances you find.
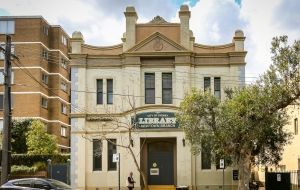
[148,142,174,185]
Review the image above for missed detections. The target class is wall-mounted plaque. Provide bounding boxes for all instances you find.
[150,168,159,176]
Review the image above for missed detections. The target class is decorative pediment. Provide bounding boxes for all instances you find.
[148,16,169,24]
[127,32,188,53]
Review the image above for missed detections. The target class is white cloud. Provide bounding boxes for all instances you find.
[240,0,299,79]
[190,0,244,45]
[189,0,299,81]
[1,0,299,79]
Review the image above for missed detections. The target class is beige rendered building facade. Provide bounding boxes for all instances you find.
[279,104,300,171]
[0,16,71,151]
[70,6,246,190]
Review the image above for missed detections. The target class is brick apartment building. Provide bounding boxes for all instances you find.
[0,16,71,152]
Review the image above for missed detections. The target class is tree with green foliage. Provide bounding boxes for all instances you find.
[177,36,299,190]
[26,120,58,155]
[11,119,32,153]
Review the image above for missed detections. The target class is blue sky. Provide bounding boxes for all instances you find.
[0,0,299,80]
[172,0,199,7]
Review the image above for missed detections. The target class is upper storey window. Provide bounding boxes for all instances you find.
[0,43,15,60]
[96,79,103,105]
[107,79,113,104]
[61,58,68,69]
[145,73,155,104]
[162,73,172,104]
[0,20,15,34]
[42,49,48,60]
[61,35,67,46]
[43,25,49,36]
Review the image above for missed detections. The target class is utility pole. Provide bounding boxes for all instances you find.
[1,35,12,185]
[118,153,120,190]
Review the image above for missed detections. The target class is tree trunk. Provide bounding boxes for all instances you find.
[128,147,148,190]
[238,154,251,190]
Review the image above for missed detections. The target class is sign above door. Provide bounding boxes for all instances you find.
[133,112,179,128]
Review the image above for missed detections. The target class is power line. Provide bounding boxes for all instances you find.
[10,58,257,85]
[13,48,259,79]
[6,45,258,115]
[11,58,90,115]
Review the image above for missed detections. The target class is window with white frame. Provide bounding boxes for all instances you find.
[41,73,48,84]
[61,35,67,46]
[61,103,67,115]
[60,126,67,137]
[61,58,68,69]
[43,25,49,36]
[42,49,48,60]
[0,20,15,34]
[61,81,67,91]
[41,97,48,108]
[0,43,15,60]
[0,69,14,84]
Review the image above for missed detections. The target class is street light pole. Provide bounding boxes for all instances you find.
[1,35,12,185]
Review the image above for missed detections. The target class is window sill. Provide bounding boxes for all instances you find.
[92,170,103,172]
[201,169,212,171]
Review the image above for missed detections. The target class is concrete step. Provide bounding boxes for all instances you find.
[148,185,176,190]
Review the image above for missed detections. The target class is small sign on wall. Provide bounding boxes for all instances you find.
[220,159,225,169]
[113,154,119,162]
[150,168,159,175]
[277,174,281,182]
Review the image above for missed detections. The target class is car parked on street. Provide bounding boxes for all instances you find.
[1,178,71,190]
[0,187,34,190]
[0,187,36,190]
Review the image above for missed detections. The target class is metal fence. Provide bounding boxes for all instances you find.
[265,170,299,190]
[290,170,300,190]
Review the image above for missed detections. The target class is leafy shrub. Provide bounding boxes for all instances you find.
[33,162,47,171]
[12,154,70,166]
[26,120,58,155]
[11,165,37,175]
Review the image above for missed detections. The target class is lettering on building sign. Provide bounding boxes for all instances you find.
[133,112,179,128]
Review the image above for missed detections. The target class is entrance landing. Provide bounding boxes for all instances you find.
[148,185,176,190]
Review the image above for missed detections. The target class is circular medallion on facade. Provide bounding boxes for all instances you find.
[153,162,157,167]
[153,38,163,51]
